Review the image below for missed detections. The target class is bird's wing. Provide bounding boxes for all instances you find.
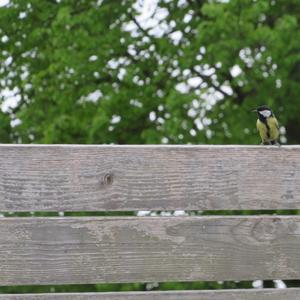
[274,117,280,130]
[256,119,260,131]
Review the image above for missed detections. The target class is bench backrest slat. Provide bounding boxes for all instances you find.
[1,145,300,211]
[1,215,299,285]
[1,289,300,299]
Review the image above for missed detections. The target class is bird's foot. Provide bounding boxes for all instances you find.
[271,140,281,147]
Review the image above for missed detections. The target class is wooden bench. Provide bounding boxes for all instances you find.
[1,145,300,299]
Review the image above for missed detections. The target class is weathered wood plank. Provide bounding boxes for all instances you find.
[1,216,300,285]
[0,289,300,299]
[0,145,300,211]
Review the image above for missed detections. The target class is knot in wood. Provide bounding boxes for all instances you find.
[103,173,113,185]
[252,218,284,243]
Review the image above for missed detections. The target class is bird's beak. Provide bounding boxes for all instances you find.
[251,109,257,113]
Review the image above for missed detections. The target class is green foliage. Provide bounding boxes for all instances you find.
[1,0,299,144]
[0,111,11,142]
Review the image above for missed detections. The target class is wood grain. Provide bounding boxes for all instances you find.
[0,289,300,299]
[1,216,300,285]
[0,145,300,211]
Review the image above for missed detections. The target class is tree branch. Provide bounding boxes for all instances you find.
[128,12,152,39]
[192,67,232,98]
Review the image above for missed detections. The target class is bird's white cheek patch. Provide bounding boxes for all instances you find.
[259,110,272,118]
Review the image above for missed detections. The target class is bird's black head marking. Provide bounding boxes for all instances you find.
[252,105,273,121]
[257,105,271,112]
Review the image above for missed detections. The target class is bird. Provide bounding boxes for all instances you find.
[252,105,280,145]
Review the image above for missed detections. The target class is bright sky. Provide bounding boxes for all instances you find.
[0,0,9,7]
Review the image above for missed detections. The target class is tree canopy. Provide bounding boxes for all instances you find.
[0,0,299,144]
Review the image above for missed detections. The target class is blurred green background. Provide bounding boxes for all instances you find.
[0,0,300,294]
[1,0,300,145]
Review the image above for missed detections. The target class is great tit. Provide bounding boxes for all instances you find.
[252,105,280,145]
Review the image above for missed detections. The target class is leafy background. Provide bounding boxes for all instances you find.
[0,0,299,294]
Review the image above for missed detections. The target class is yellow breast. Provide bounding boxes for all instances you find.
[256,117,279,143]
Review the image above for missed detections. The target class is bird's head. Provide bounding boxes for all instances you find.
[251,105,273,119]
